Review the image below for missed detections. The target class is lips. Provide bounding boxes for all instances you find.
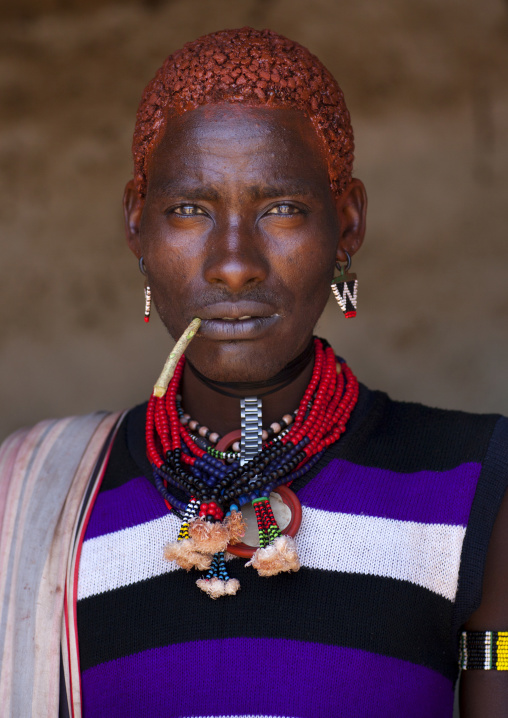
[219,315,254,321]
[196,302,281,340]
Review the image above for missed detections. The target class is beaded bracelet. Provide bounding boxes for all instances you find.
[459,631,508,670]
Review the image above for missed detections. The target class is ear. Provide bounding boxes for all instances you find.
[334,178,367,264]
[123,179,144,258]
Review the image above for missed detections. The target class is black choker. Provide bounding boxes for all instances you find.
[187,339,315,398]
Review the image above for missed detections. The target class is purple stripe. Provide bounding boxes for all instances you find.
[298,458,480,525]
[81,638,453,718]
[84,476,167,539]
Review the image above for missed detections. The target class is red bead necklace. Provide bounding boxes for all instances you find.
[145,338,359,597]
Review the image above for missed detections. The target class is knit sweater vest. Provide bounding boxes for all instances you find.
[76,385,508,718]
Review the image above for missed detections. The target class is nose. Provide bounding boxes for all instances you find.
[203,221,268,292]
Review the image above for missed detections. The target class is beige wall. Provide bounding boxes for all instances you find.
[1,0,507,440]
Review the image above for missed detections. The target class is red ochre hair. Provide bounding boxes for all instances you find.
[132,27,354,200]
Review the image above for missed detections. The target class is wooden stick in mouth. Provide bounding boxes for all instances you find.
[153,317,202,398]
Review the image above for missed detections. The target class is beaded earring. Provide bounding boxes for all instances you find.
[139,256,151,323]
[331,251,358,318]
[144,286,152,323]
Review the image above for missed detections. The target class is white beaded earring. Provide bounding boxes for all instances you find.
[330,251,358,318]
[139,257,151,323]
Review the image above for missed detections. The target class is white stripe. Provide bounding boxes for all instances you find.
[296,506,465,601]
[78,513,181,600]
[78,505,465,601]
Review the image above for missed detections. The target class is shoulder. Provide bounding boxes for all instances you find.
[0,411,123,494]
[0,411,118,459]
[0,410,124,556]
[337,384,504,474]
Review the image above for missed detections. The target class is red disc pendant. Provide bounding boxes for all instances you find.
[216,430,302,557]
[227,485,302,558]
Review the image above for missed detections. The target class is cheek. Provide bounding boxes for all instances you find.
[139,243,192,335]
[151,253,196,333]
[140,213,194,295]
[299,277,332,324]
[280,239,336,306]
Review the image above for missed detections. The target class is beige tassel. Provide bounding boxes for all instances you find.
[196,577,241,599]
[164,540,212,571]
[245,535,300,577]
[188,517,230,554]
[224,510,247,545]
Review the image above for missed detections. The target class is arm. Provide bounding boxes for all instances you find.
[460,488,508,717]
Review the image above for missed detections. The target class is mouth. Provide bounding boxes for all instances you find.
[218,315,257,322]
[196,302,281,340]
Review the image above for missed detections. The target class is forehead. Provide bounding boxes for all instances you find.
[145,103,332,196]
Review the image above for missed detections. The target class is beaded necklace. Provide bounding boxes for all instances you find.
[176,396,297,459]
[146,337,359,598]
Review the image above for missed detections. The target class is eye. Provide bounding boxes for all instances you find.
[171,204,207,216]
[265,203,302,216]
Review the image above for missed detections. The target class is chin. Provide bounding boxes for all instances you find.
[185,337,298,383]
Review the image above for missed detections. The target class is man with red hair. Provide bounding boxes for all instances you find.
[1,27,507,717]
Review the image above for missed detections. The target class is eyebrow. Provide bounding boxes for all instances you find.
[247,182,317,200]
[153,180,317,201]
[153,182,220,202]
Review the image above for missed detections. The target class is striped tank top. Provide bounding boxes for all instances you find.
[76,385,508,717]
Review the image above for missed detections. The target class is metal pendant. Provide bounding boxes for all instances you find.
[240,396,263,465]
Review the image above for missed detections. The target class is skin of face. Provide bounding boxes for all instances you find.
[124,103,367,385]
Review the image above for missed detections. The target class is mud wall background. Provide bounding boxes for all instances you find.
[1,0,507,440]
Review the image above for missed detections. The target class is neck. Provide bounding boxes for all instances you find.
[180,351,315,437]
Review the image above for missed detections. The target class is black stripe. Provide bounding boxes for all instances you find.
[97,410,146,493]
[77,566,456,680]
[325,391,499,474]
